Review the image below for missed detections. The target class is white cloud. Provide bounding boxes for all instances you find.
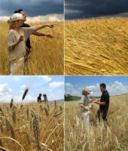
[13,76,21,81]
[0,14,63,23]
[49,81,64,88]
[0,84,12,103]
[65,82,73,87]
[86,81,128,96]
[65,82,81,96]
[65,81,128,97]
[41,76,52,82]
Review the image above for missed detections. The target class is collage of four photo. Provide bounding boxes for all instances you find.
[0,0,128,151]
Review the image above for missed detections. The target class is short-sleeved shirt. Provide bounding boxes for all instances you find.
[81,95,90,106]
[8,27,36,61]
[100,90,110,112]
[81,95,90,112]
[22,23,31,49]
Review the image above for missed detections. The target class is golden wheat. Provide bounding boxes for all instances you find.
[0,101,64,151]
[65,93,128,151]
[0,21,64,75]
[65,18,128,75]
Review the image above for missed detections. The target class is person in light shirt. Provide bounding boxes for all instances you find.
[8,13,53,75]
[80,88,93,130]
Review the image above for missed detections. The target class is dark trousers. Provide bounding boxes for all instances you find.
[97,109,108,121]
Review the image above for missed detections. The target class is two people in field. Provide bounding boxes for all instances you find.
[8,9,54,75]
[80,83,110,127]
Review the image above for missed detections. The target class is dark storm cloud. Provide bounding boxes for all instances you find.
[65,0,128,19]
[0,0,63,16]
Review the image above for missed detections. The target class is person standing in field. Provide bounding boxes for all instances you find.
[80,89,92,130]
[37,93,42,103]
[8,13,53,75]
[13,9,53,59]
[93,83,110,122]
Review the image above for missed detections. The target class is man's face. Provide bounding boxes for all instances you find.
[100,86,105,92]
[20,11,27,21]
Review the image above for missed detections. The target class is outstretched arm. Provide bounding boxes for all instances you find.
[32,31,53,38]
[93,100,106,105]
[34,24,54,31]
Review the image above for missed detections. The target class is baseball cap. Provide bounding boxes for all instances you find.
[9,13,24,22]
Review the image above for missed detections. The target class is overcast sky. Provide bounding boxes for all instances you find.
[0,0,63,16]
[65,76,128,96]
[65,0,128,19]
[0,76,64,103]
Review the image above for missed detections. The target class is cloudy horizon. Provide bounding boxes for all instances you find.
[65,0,128,19]
[0,14,64,22]
[0,76,64,103]
[0,0,63,16]
[65,76,128,97]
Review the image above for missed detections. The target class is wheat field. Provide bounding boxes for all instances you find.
[0,101,64,151]
[65,18,128,75]
[65,94,128,151]
[0,21,64,75]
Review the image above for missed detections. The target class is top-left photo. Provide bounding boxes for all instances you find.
[0,0,64,75]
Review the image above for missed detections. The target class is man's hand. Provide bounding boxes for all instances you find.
[93,100,98,103]
[93,100,105,105]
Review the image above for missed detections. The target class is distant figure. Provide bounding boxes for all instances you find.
[37,93,42,103]
[43,94,48,103]
[93,83,110,122]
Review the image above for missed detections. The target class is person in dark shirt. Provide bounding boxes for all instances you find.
[93,83,110,121]
[13,9,54,59]
[37,93,42,103]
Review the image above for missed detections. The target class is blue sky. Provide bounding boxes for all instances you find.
[0,0,63,16]
[0,76,64,103]
[65,76,128,96]
[65,0,128,19]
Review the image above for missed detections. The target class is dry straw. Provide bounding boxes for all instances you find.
[32,111,41,150]
[5,119,15,139]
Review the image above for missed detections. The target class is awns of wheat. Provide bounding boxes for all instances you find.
[0,107,4,116]
[10,98,13,108]
[12,107,16,123]
[22,88,29,101]
[32,112,41,150]
[5,119,15,139]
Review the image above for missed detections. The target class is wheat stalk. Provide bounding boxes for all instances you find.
[44,107,49,116]
[0,107,4,116]
[32,111,41,150]
[10,98,13,108]
[0,146,10,151]
[12,107,16,123]
[0,137,25,151]
[26,107,29,120]
[22,88,29,101]
[5,119,15,139]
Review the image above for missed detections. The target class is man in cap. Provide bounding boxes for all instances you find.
[93,83,110,122]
